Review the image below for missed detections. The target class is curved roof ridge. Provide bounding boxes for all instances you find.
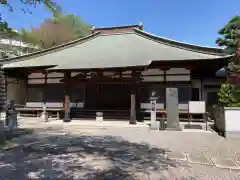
[134,28,225,56]
[94,24,141,30]
[0,32,101,65]
[99,31,136,36]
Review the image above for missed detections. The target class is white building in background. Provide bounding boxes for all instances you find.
[0,32,39,105]
[0,33,39,58]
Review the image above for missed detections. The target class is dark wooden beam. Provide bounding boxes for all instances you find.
[162,69,167,109]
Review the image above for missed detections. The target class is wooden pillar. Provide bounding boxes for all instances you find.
[136,71,141,121]
[43,72,47,104]
[163,69,167,109]
[130,70,141,124]
[24,75,28,105]
[4,74,8,104]
[200,78,203,101]
[188,68,192,102]
[64,71,71,122]
[161,68,169,109]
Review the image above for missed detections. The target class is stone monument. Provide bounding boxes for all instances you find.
[166,88,181,131]
[6,100,18,132]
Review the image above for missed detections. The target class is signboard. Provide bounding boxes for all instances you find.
[188,101,206,114]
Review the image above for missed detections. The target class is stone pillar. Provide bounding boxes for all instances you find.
[64,72,71,122]
[130,92,136,124]
[150,97,158,129]
[166,88,181,130]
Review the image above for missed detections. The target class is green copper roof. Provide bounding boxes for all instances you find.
[2,29,230,70]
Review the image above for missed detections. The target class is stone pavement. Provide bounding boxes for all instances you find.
[0,118,240,179]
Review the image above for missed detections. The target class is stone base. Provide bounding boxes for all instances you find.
[63,117,71,122]
[150,126,158,130]
[129,121,137,125]
[165,127,182,131]
[150,121,159,130]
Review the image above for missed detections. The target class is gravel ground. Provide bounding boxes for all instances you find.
[0,118,239,180]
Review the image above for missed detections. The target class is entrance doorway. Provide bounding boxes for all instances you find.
[85,84,130,110]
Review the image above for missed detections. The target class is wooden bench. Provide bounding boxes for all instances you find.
[16,107,63,118]
[141,109,188,119]
[141,108,209,130]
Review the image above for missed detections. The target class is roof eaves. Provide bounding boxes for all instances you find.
[134,28,225,56]
[0,32,101,65]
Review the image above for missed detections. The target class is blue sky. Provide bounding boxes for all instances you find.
[1,0,239,47]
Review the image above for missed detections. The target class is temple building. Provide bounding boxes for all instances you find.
[1,25,231,123]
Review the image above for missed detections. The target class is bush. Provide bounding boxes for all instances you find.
[218,84,240,107]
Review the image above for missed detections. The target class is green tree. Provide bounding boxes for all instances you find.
[57,14,92,39]
[216,16,240,107]
[0,0,61,36]
[216,16,240,54]
[19,14,91,49]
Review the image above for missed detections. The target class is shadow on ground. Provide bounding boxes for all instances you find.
[0,132,190,180]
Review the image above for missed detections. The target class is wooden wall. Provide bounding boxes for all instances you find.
[0,68,6,110]
[24,68,222,110]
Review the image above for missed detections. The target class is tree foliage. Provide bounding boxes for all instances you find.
[0,0,61,37]
[57,14,92,39]
[217,16,240,107]
[218,84,240,107]
[19,14,92,49]
[216,16,240,54]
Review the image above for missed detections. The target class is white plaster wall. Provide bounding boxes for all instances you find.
[141,69,164,82]
[28,73,45,78]
[26,102,84,108]
[166,75,190,81]
[26,102,44,108]
[142,76,164,82]
[46,102,63,108]
[47,78,62,84]
[71,72,81,77]
[47,72,64,78]
[142,69,164,75]
[166,68,190,75]
[224,108,240,133]
[165,68,190,81]
[122,70,132,75]
[26,102,64,108]
[28,79,45,84]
